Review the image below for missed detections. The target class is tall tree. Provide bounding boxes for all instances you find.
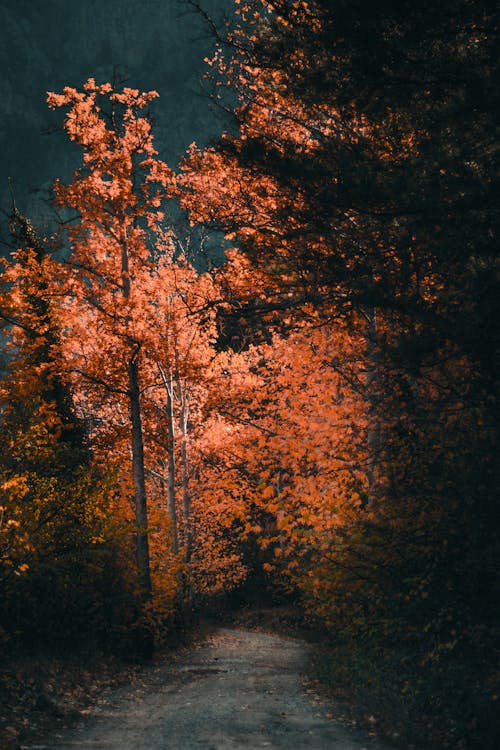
[47,80,173,606]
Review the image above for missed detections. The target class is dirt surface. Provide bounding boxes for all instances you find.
[24,627,392,750]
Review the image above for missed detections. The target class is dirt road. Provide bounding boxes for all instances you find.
[33,628,390,750]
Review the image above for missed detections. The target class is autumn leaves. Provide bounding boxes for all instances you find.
[45,81,247,616]
[0,77,387,640]
[0,75,480,639]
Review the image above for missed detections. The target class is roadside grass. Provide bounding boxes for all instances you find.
[312,637,499,750]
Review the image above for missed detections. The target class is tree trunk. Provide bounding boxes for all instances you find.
[179,395,191,562]
[365,307,381,506]
[165,380,179,555]
[128,355,152,601]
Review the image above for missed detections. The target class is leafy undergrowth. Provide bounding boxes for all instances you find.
[311,637,499,750]
[0,650,150,750]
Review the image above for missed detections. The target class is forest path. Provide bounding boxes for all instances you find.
[38,628,390,750]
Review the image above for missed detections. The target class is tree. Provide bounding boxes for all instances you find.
[47,79,173,607]
[47,84,248,619]
[138,250,250,596]
[0,215,124,646]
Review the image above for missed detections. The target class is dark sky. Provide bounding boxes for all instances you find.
[0,0,231,232]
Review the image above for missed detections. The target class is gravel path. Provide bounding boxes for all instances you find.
[32,628,391,750]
